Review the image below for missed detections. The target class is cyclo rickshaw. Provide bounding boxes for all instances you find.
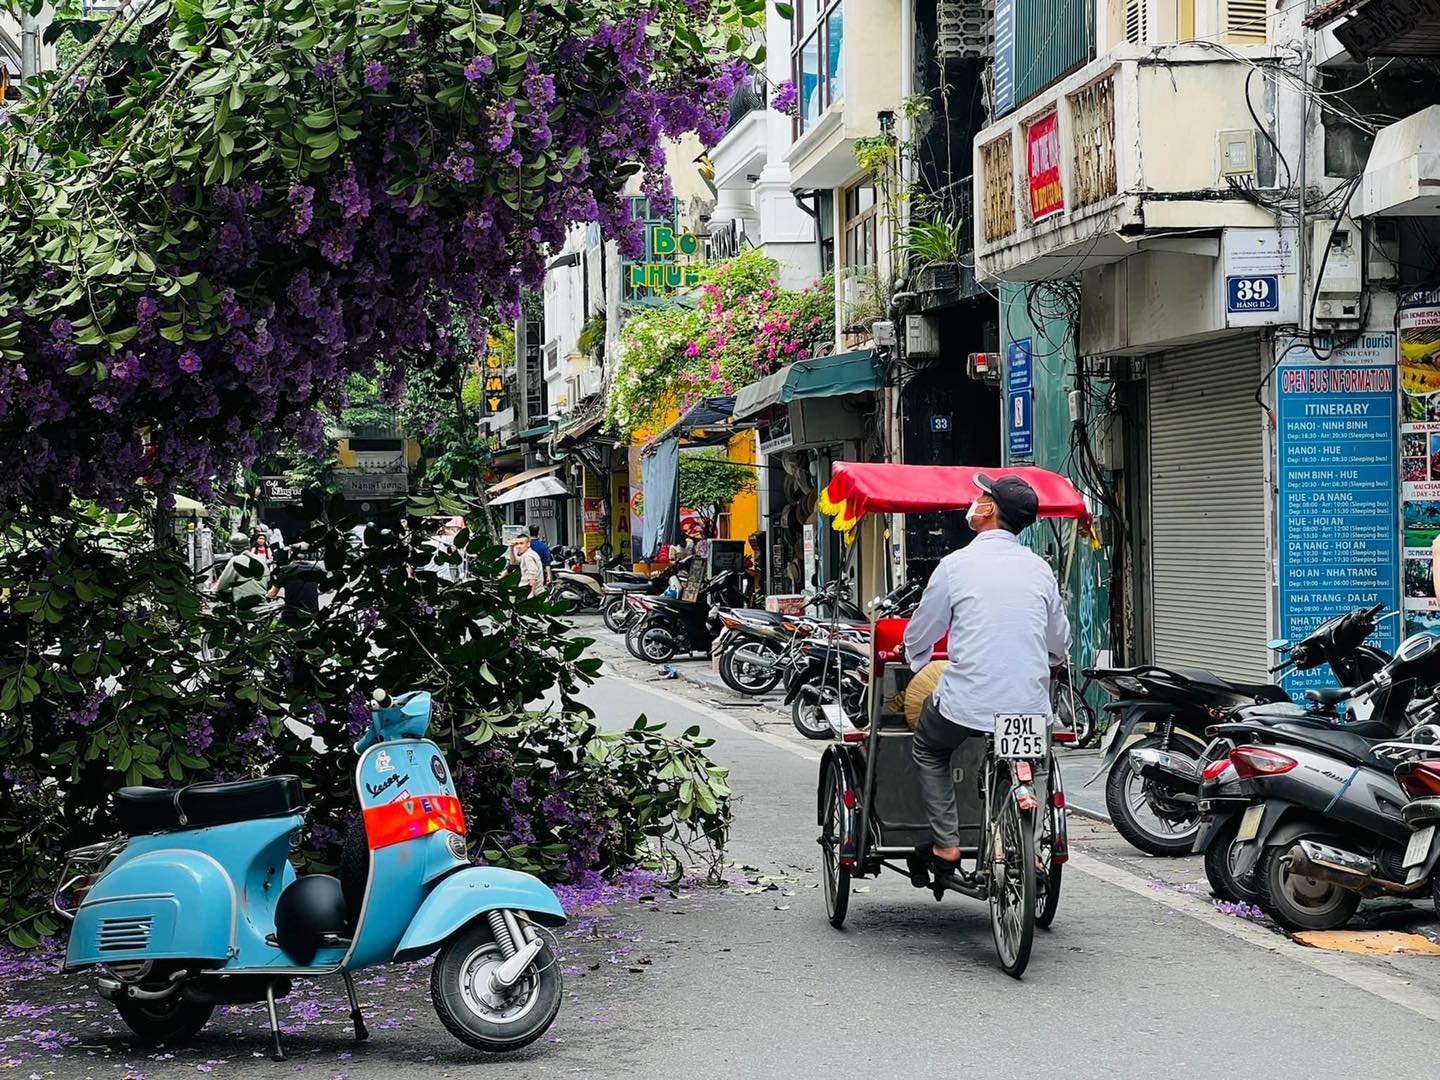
[812,462,1093,978]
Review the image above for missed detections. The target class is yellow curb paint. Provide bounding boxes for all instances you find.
[1294,930,1440,956]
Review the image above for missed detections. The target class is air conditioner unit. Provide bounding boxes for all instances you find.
[574,366,603,401]
[905,314,940,358]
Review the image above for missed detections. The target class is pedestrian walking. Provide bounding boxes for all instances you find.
[214,532,272,608]
[508,533,545,597]
[527,524,553,581]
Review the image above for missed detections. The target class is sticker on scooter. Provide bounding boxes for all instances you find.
[375,750,394,773]
[431,755,447,784]
[392,789,411,803]
[366,772,409,799]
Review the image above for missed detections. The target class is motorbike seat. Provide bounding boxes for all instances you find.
[1177,669,1288,703]
[606,571,649,585]
[1271,726,1384,770]
[114,775,305,835]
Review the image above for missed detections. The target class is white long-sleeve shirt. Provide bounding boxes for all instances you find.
[903,529,1072,732]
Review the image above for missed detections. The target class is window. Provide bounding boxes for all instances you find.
[841,176,877,271]
[792,0,844,135]
[817,190,836,274]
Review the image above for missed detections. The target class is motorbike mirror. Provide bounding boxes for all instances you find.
[1266,639,1292,652]
[371,688,391,708]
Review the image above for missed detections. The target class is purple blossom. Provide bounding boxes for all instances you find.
[363,60,391,92]
[184,716,215,755]
[464,55,494,82]
[135,296,159,321]
[287,184,315,236]
[771,79,798,117]
[49,318,72,341]
[312,51,343,80]
[177,350,202,373]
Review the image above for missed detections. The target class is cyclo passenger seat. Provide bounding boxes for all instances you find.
[114,776,305,835]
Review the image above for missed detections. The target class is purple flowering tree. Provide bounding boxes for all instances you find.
[0,0,764,507]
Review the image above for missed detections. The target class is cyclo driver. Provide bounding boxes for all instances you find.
[896,473,1071,883]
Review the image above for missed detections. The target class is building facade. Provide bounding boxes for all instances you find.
[973,0,1440,685]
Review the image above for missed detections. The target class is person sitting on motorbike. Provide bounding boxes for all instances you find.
[897,474,1071,878]
[215,532,272,608]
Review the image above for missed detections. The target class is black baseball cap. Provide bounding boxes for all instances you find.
[975,473,1039,532]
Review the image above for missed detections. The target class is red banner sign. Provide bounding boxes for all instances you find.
[1026,112,1064,222]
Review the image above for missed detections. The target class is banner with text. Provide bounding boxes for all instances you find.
[1401,294,1440,636]
[1277,333,1400,689]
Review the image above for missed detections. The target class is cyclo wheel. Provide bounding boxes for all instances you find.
[986,760,1037,978]
[818,759,851,929]
[1035,795,1063,930]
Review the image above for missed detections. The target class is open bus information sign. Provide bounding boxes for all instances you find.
[1276,333,1400,691]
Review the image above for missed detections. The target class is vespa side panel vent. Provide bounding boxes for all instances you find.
[98,915,154,952]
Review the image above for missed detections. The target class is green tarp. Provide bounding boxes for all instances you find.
[732,349,882,420]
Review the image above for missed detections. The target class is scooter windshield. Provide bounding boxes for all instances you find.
[355,691,433,753]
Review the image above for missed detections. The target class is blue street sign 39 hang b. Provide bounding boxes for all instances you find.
[1008,388,1033,459]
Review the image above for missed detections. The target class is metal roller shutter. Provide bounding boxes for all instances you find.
[1147,337,1268,682]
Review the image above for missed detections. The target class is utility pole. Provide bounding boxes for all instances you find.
[19,7,41,80]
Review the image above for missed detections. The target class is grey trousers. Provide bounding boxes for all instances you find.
[911,698,978,849]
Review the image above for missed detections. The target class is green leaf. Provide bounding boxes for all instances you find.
[773,2,794,18]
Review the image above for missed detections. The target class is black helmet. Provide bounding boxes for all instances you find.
[273,875,347,964]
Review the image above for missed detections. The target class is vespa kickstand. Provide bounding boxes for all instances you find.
[342,971,370,1042]
[265,983,287,1062]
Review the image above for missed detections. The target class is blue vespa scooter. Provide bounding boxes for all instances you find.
[58,690,566,1059]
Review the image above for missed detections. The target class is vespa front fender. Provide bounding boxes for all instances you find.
[393,866,567,964]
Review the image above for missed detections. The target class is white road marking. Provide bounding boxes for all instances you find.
[607,659,1440,1024]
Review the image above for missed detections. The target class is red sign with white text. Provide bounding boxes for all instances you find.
[1026,112,1064,222]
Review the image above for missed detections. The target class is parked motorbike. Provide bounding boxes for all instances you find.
[600,567,680,634]
[712,580,877,697]
[55,690,566,1058]
[1085,604,1392,856]
[625,569,748,663]
[782,580,922,739]
[550,551,627,612]
[1215,631,1440,930]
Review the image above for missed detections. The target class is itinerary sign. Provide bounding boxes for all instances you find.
[1276,333,1400,691]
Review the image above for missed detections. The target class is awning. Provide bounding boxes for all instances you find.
[173,494,207,517]
[552,413,609,448]
[488,475,571,506]
[732,349,883,420]
[517,423,555,441]
[644,396,750,453]
[818,463,1092,536]
[487,462,562,496]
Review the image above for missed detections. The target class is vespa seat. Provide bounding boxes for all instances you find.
[114,775,305,835]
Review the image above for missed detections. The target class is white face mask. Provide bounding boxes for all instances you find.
[965,500,986,530]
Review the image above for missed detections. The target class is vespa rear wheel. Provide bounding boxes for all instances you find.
[720,641,785,695]
[987,779,1036,978]
[114,993,215,1048]
[432,921,562,1053]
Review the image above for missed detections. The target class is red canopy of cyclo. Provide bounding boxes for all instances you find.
[818,462,1092,534]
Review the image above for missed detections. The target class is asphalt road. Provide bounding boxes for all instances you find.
[8,632,1440,1079]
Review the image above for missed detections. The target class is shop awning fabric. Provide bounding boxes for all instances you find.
[644,395,749,452]
[819,463,1093,538]
[732,349,883,420]
[488,462,562,496]
[488,475,570,506]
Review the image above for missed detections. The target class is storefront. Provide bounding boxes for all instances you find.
[733,349,884,596]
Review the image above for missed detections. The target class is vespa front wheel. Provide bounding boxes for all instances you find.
[114,994,215,1047]
[432,921,562,1053]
